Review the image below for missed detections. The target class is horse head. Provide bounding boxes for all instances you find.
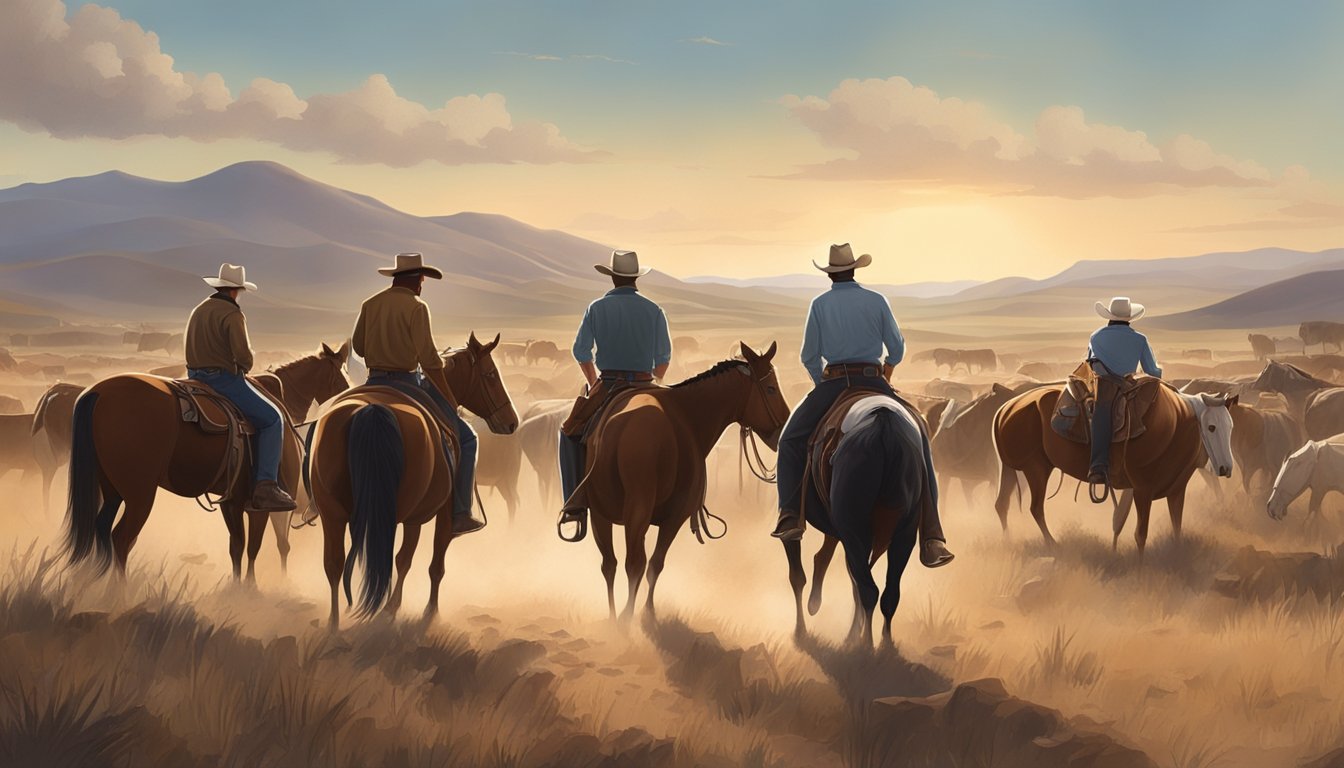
[1195,392,1237,478]
[315,340,353,401]
[1267,440,1319,520]
[738,341,789,450]
[446,332,519,435]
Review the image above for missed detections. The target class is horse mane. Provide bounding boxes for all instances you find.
[273,353,321,374]
[672,359,747,388]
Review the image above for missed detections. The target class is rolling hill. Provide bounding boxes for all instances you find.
[1149,268,1344,330]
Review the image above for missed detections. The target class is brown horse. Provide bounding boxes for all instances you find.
[564,343,791,622]
[62,345,352,581]
[256,341,352,422]
[31,382,84,509]
[309,334,518,629]
[992,383,1236,552]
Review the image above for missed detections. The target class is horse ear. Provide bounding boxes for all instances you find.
[484,333,501,353]
[1227,393,1239,407]
[337,339,351,362]
[468,332,481,350]
[764,341,778,362]
[739,341,757,361]
[321,342,336,357]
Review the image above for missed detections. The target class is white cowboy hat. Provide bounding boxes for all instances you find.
[814,243,872,273]
[595,250,651,278]
[1095,296,1146,322]
[378,252,444,279]
[203,263,258,291]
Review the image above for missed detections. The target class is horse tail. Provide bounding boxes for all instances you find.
[64,391,108,571]
[345,404,403,617]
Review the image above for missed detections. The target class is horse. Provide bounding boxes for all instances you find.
[309,333,518,628]
[1301,321,1344,354]
[256,341,352,422]
[1267,435,1344,521]
[931,383,1020,507]
[1305,388,1344,441]
[62,345,352,581]
[992,382,1236,553]
[1248,333,1276,360]
[791,398,936,647]
[470,413,523,523]
[563,343,790,623]
[30,382,84,509]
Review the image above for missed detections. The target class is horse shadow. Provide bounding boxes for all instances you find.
[793,631,950,704]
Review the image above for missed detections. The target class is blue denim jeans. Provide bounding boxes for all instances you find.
[187,369,283,483]
[367,371,477,518]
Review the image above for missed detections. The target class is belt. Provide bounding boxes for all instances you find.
[369,369,416,377]
[600,370,654,382]
[188,367,229,376]
[823,363,882,379]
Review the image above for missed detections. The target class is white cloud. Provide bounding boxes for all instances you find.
[0,0,601,166]
[781,76,1280,197]
[684,36,729,46]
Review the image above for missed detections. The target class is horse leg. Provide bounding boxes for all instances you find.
[220,501,245,581]
[1111,489,1134,551]
[846,581,866,645]
[1308,487,1325,520]
[881,519,920,646]
[591,516,618,619]
[268,511,291,575]
[322,517,347,630]
[424,507,455,618]
[960,478,976,510]
[503,480,519,525]
[109,487,158,575]
[1024,465,1056,547]
[619,520,650,624]
[1133,494,1154,557]
[389,522,421,614]
[993,463,1017,534]
[807,535,838,616]
[783,538,808,639]
[644,522,681,616]
[1167,485,1187,540]
[840,537,878,648]
[244,509,269,585]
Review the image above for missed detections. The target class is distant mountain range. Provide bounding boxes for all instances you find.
[0,161,1337,339]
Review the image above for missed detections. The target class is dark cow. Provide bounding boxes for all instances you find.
[1248,333,1275,361]
[1301,321,1344,353]
[525,339,562,366]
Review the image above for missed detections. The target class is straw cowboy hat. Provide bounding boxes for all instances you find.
[1095,296,1146,322]
[595,249,651,278]
[203,263,258,291]
[378,252,444,279]
[814,243,872,273]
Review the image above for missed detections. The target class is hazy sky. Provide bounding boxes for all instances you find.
[1,0,1341,283]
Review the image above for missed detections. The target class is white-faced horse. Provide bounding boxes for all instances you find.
[1267,435,1344,521]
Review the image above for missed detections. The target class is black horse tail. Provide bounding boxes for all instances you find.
[345,404,404,617]
[65,391,109,572]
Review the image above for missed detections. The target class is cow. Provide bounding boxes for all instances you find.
[1272,336,1304,356]
[137,332,174,354]
[525,339,562,366]
[497,341,530,365]
[1248,333,1275,361]
[960,349,998,373]
[1301,321,1344,353]
[122,331,142,346]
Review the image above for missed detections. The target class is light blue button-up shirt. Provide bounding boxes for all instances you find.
[801,281,905,385]
[1087,323,1162,377]
[572,286,672,373]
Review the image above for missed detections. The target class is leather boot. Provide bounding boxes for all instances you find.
[920,539,955,568]
[247,481,297,513]
[771,509,805,541]
[452,512,486,536]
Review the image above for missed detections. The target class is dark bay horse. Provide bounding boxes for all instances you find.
[791,400,935,647]
[310,334,518,629]
[564,343,791,622]
[61,344,352,581]
[992,383,1236,553]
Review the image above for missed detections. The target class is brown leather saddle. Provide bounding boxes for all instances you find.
[1050,362,1162,444]
[167,378,257,502]
[561,380,661,445]
[805,388,901,510]
[334,384,462,468]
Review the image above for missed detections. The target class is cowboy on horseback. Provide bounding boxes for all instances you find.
[772,244,953,568]
[185,263,296,513]
[351,252,485,536]
[557,250,672,539]
[1085,296,1162,498]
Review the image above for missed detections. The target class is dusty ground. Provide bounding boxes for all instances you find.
[2,325,1343,767]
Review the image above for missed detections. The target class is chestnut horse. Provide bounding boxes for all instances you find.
[564,342,791,622]
[310,334,518,628]
[62,346,351,581]
[992,382,1236,553]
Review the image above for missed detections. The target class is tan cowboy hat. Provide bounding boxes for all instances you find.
[1095,296,1146,322]
[814,243,872,273]
[378,252,444,279]
[203,263,258,291]
[595,249,651,278]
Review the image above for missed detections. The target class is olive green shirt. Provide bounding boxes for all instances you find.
[351,286,444,372]
[184,293,254,374]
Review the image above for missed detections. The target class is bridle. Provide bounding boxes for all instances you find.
[738,362,785,484]
[448,347,513,426]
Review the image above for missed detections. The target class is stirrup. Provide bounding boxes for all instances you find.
[557,509,588,543]
[1087,477,1110,504]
